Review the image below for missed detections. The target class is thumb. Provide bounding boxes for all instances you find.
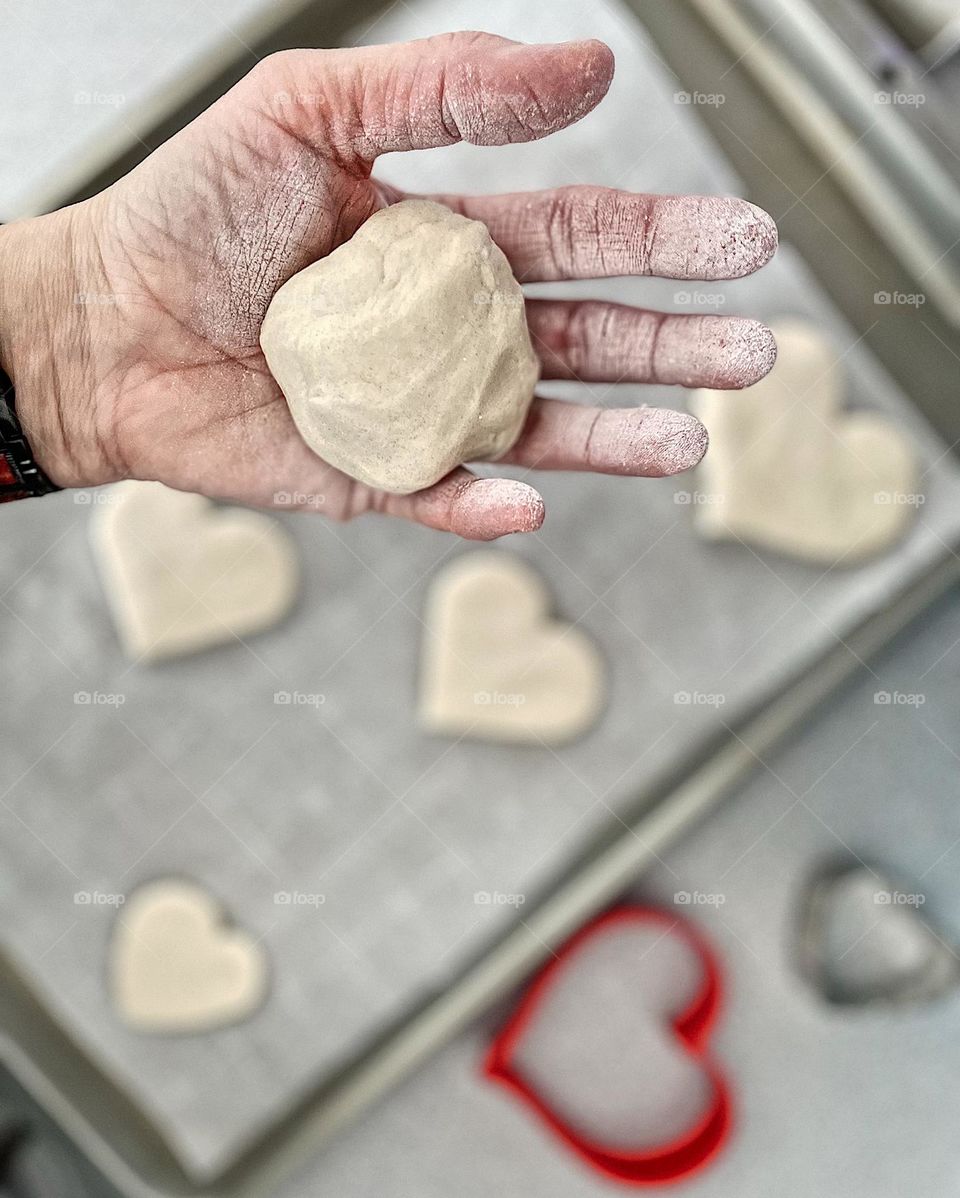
[256,32,615,159]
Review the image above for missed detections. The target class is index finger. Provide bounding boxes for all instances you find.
[417,187,778,282]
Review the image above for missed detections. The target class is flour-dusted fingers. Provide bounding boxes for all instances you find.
[263,34,615,160]
[527,300,777,389]
[495,398,708,478]
[416,187,777,282]
[372,469,545,540]
[160,396,545,539]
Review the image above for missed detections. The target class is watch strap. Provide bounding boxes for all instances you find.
[0,367,61,502]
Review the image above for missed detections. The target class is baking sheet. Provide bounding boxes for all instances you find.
[271,582,960,1198]
[3,0,960,1178]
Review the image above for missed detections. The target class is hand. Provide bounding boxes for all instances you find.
[0,32,777,539]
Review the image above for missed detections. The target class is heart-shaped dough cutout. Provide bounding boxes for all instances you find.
[419,552,604,745]
[111,879,268,1033]
[91,481,298,661]
[484,907,730,1185]
[691,321,918,563]
[797,861,959,1006]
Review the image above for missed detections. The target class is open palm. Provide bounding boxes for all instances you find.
[48,32,778,538]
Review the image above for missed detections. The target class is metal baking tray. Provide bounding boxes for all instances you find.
[2,548,957,1198]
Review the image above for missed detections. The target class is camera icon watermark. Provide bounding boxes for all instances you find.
[74,691,126,707]
[674,690,726,708]
[74,90,126,108]
[474,691,526,707]
[474,890,526,907]
[75,291,124,307]
[674,290,726,308]
[874,290,926,308]
[674,890,726,907]
[73,489,122,506]
[874,90,926,107]
[675,289,728,309]
[674,490,723,506]
[74,891,125,907]
[272,89,325,107]
[873,690,925,707]
[874,889,925,906]
[274,890,326,907]
[473,290,524,306]
[272,490,326,509]
[874,490,925,507]
[674,90,726,107]
[274,691,326,708]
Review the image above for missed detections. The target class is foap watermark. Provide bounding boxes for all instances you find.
[474,691,526,707]
[272,89,326,107]
[874,690,925,707]
[473,290,525,307]
[274,691,326,708]
[874,89,926,107]
[274,890,326,907]
[674,890,726,907]
[474,890,526,907]
[273,490,326,509]
[73,489,122,506]
[74,691,126,707]
[874,289,926,308]
[674,490,723,506]
[674,89,726,107]
[874,490,925,507]
[674,690,726,708]
[74,89,126,108]
[874,889,925,907]
[75,290,124,307]
[674,290,726,308]
[74,890,125,907]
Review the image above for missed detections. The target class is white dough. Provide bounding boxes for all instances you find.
[91,481,298,661]
[419,553,605,745]
[690,321,918,563]
[259,200,540,494]
[111,879,268,1033]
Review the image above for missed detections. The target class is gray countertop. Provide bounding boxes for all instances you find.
[0,0,291,219]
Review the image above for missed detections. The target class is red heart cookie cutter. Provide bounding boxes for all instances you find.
[483,906,732,1185]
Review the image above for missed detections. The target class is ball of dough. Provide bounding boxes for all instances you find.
[260,200,540,495]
